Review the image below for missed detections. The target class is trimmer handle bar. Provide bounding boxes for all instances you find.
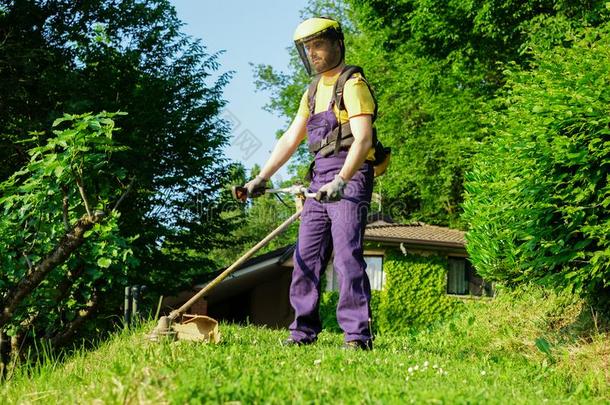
[232,185,317,201]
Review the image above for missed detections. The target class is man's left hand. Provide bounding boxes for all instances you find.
[315,175,347,202]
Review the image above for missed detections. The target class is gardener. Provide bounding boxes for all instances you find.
[244,17,378,350]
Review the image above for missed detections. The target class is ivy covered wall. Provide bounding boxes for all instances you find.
[320,248,462,335]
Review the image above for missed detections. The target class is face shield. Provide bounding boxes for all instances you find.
[295,34,343,76]
[293,18,344,76]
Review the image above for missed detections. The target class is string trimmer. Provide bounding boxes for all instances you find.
[147,184,316,342]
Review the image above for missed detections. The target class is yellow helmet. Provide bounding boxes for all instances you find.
[293,17,342,42]
[293,17,344,76]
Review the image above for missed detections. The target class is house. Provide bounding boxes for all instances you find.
[163,215,492,328]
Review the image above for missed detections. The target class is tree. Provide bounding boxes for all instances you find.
[0,112,136,359]
[0,1,235,300]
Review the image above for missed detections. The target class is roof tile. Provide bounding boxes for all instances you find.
[365,222,465,247]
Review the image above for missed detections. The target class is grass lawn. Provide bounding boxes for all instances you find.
[1,288,609,404]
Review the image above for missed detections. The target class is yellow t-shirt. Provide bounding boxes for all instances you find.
[297,71,376,160]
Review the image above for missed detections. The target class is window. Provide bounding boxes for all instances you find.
[447,257,468,295]
[365,256,385,291]
[447,257,493,296]
[325,256,385,291]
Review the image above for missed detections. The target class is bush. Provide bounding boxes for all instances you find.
[463,22,610,303]
[0,113,137,346]
[319,291,341,333]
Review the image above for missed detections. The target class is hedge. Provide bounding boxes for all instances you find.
[463,22,610,305]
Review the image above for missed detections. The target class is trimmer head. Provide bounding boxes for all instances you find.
[146,314,220,343]
[146,316,177,342]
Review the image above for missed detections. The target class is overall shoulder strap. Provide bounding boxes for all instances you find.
[307,75,322,116]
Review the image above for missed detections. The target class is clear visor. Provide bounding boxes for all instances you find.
[295,36,341,76]
[295,41,314,76]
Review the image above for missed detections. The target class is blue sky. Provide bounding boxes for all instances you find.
[170,1,309,182]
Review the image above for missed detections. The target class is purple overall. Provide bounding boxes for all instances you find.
[289,95,374,344]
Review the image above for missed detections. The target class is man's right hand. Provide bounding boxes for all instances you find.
[244,175,267,198]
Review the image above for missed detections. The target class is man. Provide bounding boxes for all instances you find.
[244,17,377,350]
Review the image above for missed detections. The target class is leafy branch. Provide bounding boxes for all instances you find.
[0,112,137,343]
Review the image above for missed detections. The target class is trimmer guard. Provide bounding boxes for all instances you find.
[172,314,221,343]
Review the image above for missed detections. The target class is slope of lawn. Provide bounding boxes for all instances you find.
[2,287,609,404]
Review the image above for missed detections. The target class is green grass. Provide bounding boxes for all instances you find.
[2,287,609,404]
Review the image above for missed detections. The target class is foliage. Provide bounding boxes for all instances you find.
[253,0,608,226]
[320,290,382,334]
[377,250,459,333]
[0,112,137,344]
[0,0,235,297]
[1,287,608,403]
[463,22,610,302]
[319,290,341,333]
[348,0,610,226]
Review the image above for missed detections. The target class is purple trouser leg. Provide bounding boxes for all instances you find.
[289,159,374,343]
[288,197,333,343]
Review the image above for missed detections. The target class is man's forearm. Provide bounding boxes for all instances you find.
[338,137,372,182]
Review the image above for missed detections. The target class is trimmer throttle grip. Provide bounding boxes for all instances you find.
[232,186,248,202]
[315,190,327,202]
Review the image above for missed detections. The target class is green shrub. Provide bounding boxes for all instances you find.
[463,22,610,303]
[377,250,459,333]
[319,290,341,333]
[0,112,137,344]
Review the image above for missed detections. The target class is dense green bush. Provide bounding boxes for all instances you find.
[319,290,341,333]
[463,22,610,301]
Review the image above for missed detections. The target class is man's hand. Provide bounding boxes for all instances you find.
[244,175,267,198]
[315,175,346,202]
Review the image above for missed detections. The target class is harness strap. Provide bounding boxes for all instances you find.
[307,75,321,116]
[332,66,363,114]
[308,122,352,154]
[333,65,361,156]
[306,65,378,157]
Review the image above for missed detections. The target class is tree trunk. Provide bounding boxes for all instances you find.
[49,288,100,347]
[0,211,105,330]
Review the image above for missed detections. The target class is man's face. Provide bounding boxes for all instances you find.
[304,37,342,73]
